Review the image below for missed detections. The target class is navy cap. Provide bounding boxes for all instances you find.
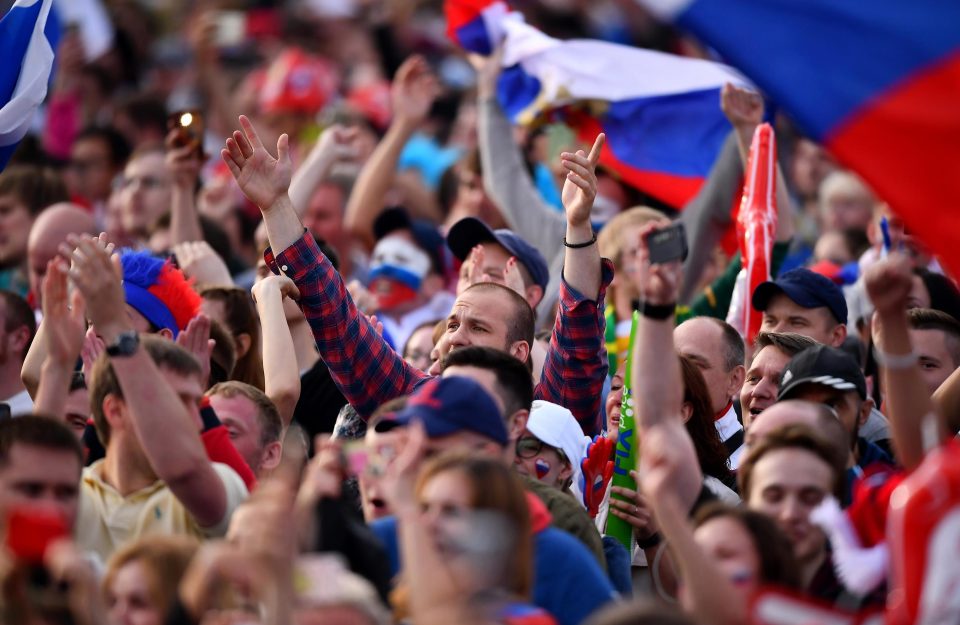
[752,268,848,325]
[446,217,550,291]
[375,377,508,446]
[778,344,867,401]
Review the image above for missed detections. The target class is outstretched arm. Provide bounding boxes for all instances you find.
[222,115,427,419]
[66,237,231,527]
[252,275,301,427]
[289,125,358,216]
[866,253,940,469]
[166,128,205,246]
[343,56,439,250]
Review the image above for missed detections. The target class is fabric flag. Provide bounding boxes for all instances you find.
[0,0,56,171]
[728,123,777,344]
[444,0,750,208]
[605,311,639,550]
[638,0,960,284]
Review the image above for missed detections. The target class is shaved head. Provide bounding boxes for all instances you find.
[28,203,96,304]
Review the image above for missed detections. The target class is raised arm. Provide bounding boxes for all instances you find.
[166,128,205,246]
[720,84,794,244]
[536,135,610,433]
[865,253,940,469]
[33,260,86,422]
[343,56,439,250]
[474,52,567,262]
[632,221,703,508]
[67,237,230,527]
[222,115,427,418]
[251,275,301,427]
[288,125,358,216]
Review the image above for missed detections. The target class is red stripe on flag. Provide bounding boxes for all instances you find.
[826,50,960,281]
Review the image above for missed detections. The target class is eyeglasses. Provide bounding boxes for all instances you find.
[119,175,170,191]
[516,436,543,458]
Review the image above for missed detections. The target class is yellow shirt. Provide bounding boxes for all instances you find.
[76,461,248,562]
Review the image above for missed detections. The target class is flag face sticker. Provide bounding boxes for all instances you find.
[640,0,960,284]
[444,0,750,208]
[0,0,56,171]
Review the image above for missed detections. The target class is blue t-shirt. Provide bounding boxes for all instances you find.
[370,516,616,625]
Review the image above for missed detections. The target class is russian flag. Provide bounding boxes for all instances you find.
[0,0,56,171]
[639,0,960,280]
[444,0,750,208]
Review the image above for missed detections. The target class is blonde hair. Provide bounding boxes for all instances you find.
[597,206,666,268]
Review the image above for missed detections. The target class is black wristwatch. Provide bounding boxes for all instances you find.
[106,331,140,357]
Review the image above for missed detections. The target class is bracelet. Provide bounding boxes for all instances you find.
[642,302,676,320]
[563,232,597,249]
[636,531,662,549]
[873,346,919,370]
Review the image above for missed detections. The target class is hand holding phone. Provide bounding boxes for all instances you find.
[167,110,205,159]
[644,221,688,265]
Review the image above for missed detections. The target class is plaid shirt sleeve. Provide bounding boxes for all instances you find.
[265,232,428,420]
[535,259,614,436]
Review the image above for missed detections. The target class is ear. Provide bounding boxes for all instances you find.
[727,364,746,398]
[558,460,574,484]
[680,401,693,424]
[7,326,30,358]
[260,441,282,472]
[102,394,126,433]
[508,409,529,442]
[830,323,848,348]
[524,285,544,309]
[509,340,531,365]
[235,332,252,359]
[859,398,874,427]
[157,327,174,340]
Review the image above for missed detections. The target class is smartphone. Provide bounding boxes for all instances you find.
[645,221,688,264]
[167,110,205,158]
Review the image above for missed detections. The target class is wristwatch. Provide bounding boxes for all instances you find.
[105,331,140,357]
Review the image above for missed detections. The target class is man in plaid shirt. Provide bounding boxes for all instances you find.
[222,116,611,434]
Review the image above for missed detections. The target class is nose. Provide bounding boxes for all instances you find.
[752,377,775,403]
[448,324,470,348]
[779,495,804,523]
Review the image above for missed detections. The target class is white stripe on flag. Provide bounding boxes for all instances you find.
[0,0,55,148]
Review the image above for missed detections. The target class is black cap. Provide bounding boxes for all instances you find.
[778,344,867,401]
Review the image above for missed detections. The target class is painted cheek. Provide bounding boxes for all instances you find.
[534,458,551,480]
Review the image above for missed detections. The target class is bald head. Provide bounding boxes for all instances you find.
[28,203,96,304]
[745,399,850,469]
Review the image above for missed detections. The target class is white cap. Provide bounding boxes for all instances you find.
[527,400,591,474]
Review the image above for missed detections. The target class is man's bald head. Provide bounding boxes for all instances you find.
[745,399,850,469]
[28,203,96,304]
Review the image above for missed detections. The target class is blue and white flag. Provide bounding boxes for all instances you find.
[0,0,56,171]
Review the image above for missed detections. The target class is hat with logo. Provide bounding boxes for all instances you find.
[375,377,507,446]
[752,267,848,325]
[446,217,550,290]
[526,401,591,468]
[778,344,867,401]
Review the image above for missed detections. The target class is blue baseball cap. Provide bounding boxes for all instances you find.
[751,268,848,325]
[375,377,508,446]
[446,217,550,291]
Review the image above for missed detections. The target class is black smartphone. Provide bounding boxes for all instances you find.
[645,222,688,264]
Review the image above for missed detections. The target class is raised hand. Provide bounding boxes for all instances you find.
[720,83,764,130]
[41,259,87,366]
[635,220,683,306]
[391,56,440,129]
[864,251,913,317]
[176,314,214,385]
[313,124,360,165]
[173,241,233,287]
[560,134,605,228]
[502,257,526,296]
[251,274,301,305]
[468,45,504,100]
[80,327,105,382]
[222,115,292,210]
[165,127,204,190]
[62,235,129,342]
[381,419,427,515]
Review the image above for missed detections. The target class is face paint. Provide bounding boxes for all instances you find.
[368,236,431,311]
[534,458,551,480]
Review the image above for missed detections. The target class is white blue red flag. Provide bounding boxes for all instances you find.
[445,0,749,208]
[0,0,56,171]
[639,0,960,280]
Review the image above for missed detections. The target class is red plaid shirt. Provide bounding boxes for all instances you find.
[265,232,611,433]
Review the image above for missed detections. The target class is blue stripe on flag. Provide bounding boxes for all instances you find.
[0,0,43,103]
[455,17,492,55]
[497,64,542,121]
[368,264,424,291]
[675,0,960,138]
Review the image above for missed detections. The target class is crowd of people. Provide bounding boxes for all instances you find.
[1,1,958,624]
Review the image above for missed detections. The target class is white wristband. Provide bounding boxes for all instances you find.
[873,347,918,370]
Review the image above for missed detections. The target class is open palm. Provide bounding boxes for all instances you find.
[222,115,293,210]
